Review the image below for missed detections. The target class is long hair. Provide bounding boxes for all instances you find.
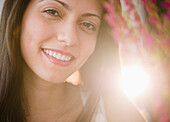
[77,18,120,121]
[0,0,120,121]
[0,0,30,121]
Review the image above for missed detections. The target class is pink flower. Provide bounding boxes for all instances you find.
[151,0,156,4]
[124,0,134,10]
[103,4,113,13]
[165,12,170,21]
[149,17,158,25]
[163,1,170,9]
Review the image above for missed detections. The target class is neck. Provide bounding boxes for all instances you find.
[22,65,83,121]
[22,66,67,111]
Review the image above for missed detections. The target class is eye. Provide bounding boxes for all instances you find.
[80,22,97,32]
[43,9,61,17]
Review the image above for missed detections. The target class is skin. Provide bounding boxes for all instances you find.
[20,0,146,121]
[20,0,102,121]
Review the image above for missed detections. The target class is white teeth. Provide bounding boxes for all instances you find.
[52,52,56,58]
[46,50,49,54]
[49,51,53,56]
[43,49,46,53]
[43,49,72,61]
[65,56,69,61]
[61,55,65,60]
[68,56,71,61]
[56,53,61,59]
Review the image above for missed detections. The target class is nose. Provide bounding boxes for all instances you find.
[56,20,79,46]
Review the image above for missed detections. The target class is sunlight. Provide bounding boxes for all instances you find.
[120,65,150,98]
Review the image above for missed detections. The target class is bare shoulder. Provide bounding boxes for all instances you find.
[102,88,147,122]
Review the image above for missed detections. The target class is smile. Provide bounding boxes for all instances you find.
[42,48,74,66]
[43,49,72,61]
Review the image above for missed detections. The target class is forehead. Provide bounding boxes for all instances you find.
[67,0,102,10]
[38,0,103,15]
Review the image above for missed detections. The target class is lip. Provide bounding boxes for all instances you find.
[43,48,75,57]
[42,48,75,67]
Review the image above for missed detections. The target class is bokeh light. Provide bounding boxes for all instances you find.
[120,65,150,98]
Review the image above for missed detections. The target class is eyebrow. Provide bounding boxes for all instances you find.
[40,0,69,10]
[40,0,101,21]
[82,13,101,21]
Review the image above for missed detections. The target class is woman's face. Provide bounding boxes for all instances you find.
[20,0,102,83]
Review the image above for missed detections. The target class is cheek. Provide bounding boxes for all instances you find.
[80,36,97,59]
[20,15,50,67]
[21,14,52,49]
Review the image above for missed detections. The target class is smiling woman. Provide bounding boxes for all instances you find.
[0,0,145,122]
[20,0,102,85]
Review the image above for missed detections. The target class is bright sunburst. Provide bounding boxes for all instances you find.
[120,65,150,98]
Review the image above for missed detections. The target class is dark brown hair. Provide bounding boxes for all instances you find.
[0,0,120,121]
[0,0,30,121]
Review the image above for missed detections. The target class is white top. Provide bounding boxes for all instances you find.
[80,86,107,122]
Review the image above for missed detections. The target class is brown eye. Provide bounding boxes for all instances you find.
[80,22,96,32]
[43,9,61,17]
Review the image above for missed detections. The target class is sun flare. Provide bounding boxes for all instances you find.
[120,65,150,98]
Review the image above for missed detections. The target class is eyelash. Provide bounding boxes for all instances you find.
[43,9,61,17]
[42,9,97,32]
[80,22,97,32]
